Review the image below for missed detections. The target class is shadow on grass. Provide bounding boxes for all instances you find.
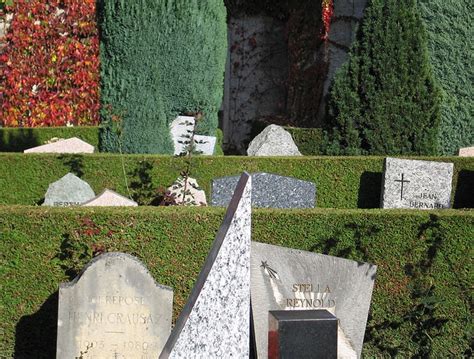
[14,291,58,358]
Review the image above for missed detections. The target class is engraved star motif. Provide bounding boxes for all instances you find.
[260,261,279,279]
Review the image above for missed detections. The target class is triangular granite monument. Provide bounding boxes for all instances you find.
[160,172,252,358]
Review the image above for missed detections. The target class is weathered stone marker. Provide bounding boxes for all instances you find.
[43,173,95,207]
[268,310,338,359]
[160,172,251,358]
[24,137,94,153]
[212,172,316,208]
[247,124,302,156]
[57,252,173,358]
[82,189,138,207]
[380,157,454,209]
[251,242,376,358]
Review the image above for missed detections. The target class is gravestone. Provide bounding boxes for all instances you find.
[160,173,251,358]
[247,125,302,156]
[380,157,454,209]
[211,172,315,208]
[57,252,173,358]
[268,310,338,359]
[169,116,216,155]
[166,177,207,206]
[24,137,94,153]
[458,146,474,157]
[82,189,138,207]
[43,173,95,206]
[251,242,376,358]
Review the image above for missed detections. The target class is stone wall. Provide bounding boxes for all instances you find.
[221,0,368,154]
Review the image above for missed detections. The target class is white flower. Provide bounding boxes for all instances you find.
[32,84,39,95]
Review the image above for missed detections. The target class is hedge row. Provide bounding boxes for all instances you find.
[0,126,100,152]
[1,207,472,357]
[0,126,225,155]
[0,154,473,208]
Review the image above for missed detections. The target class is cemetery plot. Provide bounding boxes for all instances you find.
[251,242,376,358]
[57,253,173,358]
[380,157,454,209]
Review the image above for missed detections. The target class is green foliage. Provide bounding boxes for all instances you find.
[326,0,442,155]
[99,0,227,154]
[0,126,99,152]
[98,1,174,154]
[285,127,324,155]
[418,0,474,155]
[0,153,473,209]
[0,207,472,357]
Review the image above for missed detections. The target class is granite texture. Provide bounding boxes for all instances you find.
[160,173,251,358]
[169,116,216,155]
[458,146,474,157]
[268,310,338,359]
[24,137,94,153]
[43,173,95,207]
[247,125,302,156]
[380,157,454,209]
[82,189,138,207]
[251,242,377,359]
[211,172,315,208]
[167,177,207,206]
[57,252,173,358]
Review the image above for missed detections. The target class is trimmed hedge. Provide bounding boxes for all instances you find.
[0,154,473,208]
[418,0,474,155]
[0,126,226,155]
[0,126,99,152]
[0,207,472,357]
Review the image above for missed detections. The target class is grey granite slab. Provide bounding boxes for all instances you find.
[160,173,252,358]
[43,173,95,207]
[211,172,316,208]
[57,252,173,358]
[380,157,454,209]
[251,242,377,358]
[82,189,138,207]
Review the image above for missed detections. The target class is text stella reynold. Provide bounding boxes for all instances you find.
[285,283,336,309]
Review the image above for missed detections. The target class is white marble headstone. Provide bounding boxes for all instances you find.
[169,116,216,155]
[160,173,252,358]
[24,137,94,153]
[57,252,173,358]
[82,189,138,207]
[251,242,377,358]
